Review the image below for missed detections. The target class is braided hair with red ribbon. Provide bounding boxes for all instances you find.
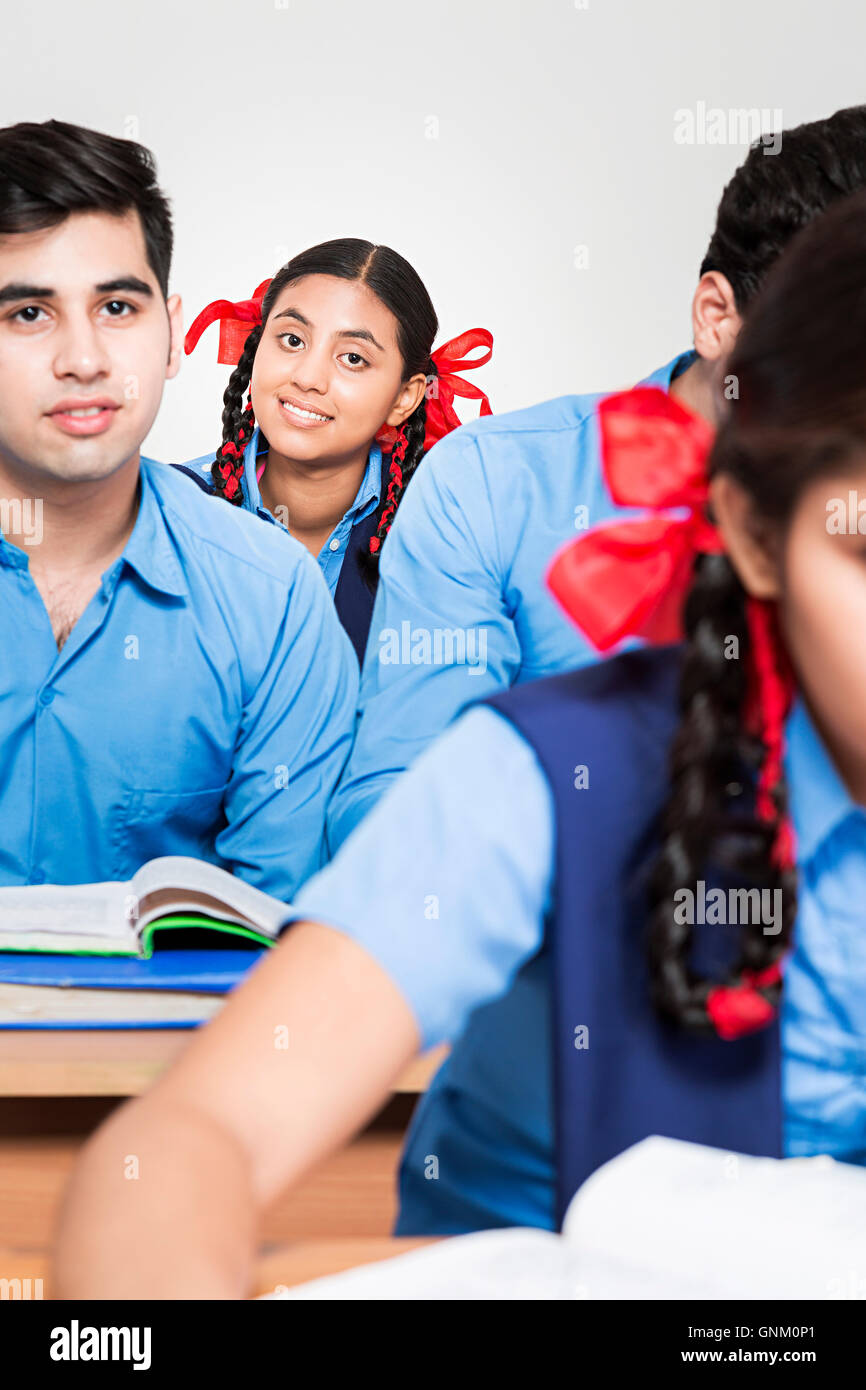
[546,387,797,1041]
[184,242,493,576]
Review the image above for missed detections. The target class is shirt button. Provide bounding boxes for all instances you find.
[38,688,55,707]
[328,539,340,552]
[29,869,46,885]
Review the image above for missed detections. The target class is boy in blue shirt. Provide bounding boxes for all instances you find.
[0,119,357,897]
[328,103,866,851]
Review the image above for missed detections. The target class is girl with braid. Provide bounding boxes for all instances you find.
[57,192,866,1293]
[177,239,493,662]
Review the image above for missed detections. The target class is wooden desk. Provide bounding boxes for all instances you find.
[0,1037,448,1266]
[0,1031,447,1098]
[0,1237,438,1299]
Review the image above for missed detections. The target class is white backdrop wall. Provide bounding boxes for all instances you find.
[3,0,864,463]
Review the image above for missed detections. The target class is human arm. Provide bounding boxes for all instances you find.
[326,430,520,851]
[53,707,554,1297]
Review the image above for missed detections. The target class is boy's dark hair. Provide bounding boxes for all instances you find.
[700,104,866,310]
[0,119,173,297]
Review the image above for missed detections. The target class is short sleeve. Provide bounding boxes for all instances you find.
[287,704,555,1049]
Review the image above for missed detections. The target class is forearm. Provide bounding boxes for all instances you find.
[53,1093,257,1300]
[52,923,421,1300]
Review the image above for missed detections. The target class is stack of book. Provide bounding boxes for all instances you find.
[0,857,288,1028]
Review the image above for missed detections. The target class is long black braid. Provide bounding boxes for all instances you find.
[210,324,264,505]
[646,552,796,1031]
[358,375,433,587]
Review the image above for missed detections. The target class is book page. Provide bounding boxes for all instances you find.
[264,1137,866,1301]
[130,857,291,938]
[0,879,134,950]
[561,1135,866,1299]
[261,1229,574,1301]
[0,981,225,1025]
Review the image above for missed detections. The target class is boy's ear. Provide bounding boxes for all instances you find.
[691,271,742,364]
[166,294,184,379]
[385,371,428,428]
[709,473,782,599]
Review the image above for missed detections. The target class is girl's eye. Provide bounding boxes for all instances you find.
[340,351,369,369]
[278,333,304,349]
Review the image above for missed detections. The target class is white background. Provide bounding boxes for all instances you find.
[3,0,865,462]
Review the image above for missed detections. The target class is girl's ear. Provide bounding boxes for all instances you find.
[709,473,782,599]
[384,371,428,428]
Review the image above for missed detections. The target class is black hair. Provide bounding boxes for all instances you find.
[652,188,866,1030]
[0,119,173,297]
[211,238,438,583]
[700,104,866,310]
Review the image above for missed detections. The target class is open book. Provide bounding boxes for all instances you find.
[0,857,289,958]
[263,1136,866,1300]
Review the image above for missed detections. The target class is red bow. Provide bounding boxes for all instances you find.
[706,962,784,1040]
[546,387,721,650]
[377,328,494,453]
[184,280,272,365]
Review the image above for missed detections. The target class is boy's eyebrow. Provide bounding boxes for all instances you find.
[0,282,55,305]
[273,306,384,352]
[0,275,154,305]
[94,276,154,297]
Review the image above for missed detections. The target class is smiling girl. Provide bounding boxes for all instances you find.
[178,239,492,661]
[55,191,866,1297]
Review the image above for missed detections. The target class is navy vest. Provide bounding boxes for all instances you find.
[486,646,782,1226]
[331,449,391,664]
[171,457,390,665]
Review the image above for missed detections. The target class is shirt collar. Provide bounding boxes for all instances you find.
[0,460,187,598]
[784,697,858,864]
[638,348,699,391]
[351,441,383,517]
[112,459,187,598]
[243,427,383,521]
[240,426,269,513]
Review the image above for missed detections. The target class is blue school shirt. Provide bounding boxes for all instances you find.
[287,691,866,1233]
[326,351,697,851]
[180,431,385,661]
[0,460,358,896]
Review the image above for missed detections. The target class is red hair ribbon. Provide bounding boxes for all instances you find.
[546,386,797,1040]
[546,387,722,650]
[706,961,784,1040]
[184,280,272,364]
[744,597,797,871]
[376,328,493,453]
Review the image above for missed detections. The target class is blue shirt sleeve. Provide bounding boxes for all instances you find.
[326,428,522,852]
[215,547,359,900]
[288,704,555,1050]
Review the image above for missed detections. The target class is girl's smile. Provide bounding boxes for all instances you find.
[277,393,334,428]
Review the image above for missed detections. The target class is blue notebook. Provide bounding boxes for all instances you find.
[0,948,264,1029]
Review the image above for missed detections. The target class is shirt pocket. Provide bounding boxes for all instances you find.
[113,783,228,877]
